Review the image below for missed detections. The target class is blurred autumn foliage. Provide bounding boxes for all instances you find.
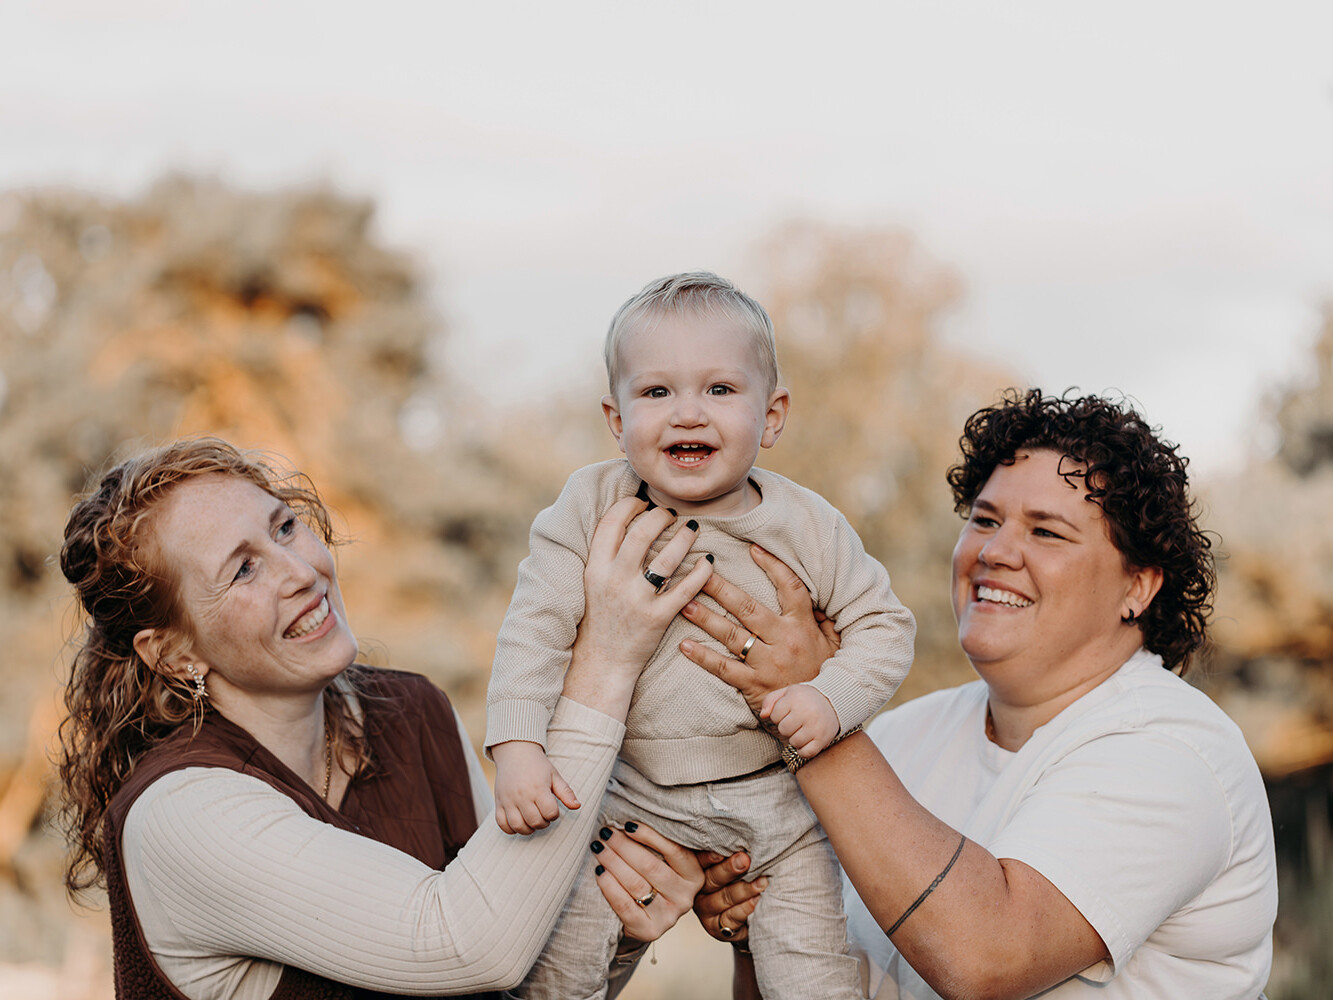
[0,179,1328,997]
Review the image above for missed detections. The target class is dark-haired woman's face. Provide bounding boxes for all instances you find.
[148,474,358,709]
[951,449,1160,702]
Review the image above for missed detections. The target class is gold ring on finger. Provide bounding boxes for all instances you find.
[637,889,657,907]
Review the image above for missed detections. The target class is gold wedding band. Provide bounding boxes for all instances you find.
[637,889,657,907]
[738,633,757,662]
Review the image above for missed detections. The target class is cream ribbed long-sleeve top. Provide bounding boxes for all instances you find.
[122,698,622,999]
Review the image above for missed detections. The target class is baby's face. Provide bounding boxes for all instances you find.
[602,312,788,517]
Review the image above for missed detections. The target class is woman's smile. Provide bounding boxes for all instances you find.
[284,594,332,639]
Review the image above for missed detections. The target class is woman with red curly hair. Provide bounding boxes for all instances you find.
[56,437,714,999]
[666,389,1277,999]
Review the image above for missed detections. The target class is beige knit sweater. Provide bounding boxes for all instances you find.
[486,460,915,785]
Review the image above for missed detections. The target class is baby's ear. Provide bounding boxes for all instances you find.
[761,387,791,448]
[601,394,627,453]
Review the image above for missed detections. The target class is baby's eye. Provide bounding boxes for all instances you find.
[706,384,733,396]
[644,387,668,398]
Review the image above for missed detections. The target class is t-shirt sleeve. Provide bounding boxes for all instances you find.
[988,729,1233,977]
[123,698,622,995]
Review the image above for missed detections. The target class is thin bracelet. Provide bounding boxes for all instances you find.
[781,722,863,773]
[884,833,966,937]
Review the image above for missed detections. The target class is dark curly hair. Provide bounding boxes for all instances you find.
[946,388,1215,675]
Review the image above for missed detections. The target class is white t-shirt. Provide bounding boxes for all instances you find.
[844,649,1277,1000]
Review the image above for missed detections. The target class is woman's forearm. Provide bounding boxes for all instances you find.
[796,734,1106,1000]
[560,642,641,722]
[731,948,761,1000]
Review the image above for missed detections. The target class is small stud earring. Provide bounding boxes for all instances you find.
[185,663,207,701]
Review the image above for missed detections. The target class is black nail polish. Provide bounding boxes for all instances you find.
[705,553,715,564]
[668,507,678,517]
[624,821,639,833]
[645,500,657,511]
[599,826,613,841]
[595,864,605,876]
[590,840,604,854]
[686,519,699,531]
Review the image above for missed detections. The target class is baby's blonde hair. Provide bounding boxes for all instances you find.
[604,271,779,398]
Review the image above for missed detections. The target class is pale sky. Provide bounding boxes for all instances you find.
[3,0,1332,477]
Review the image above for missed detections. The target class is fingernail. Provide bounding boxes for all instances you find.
[595,864,605,876]
[646,499,657,511]
[590,841,604,854]
[705,553,714,563]
[599,826,613,841]
[624,821,639,833]
[686,518,698,531]
[668,507,678,517]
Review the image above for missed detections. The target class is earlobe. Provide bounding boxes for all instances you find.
[761,387,791,449]
[601,394,627,453]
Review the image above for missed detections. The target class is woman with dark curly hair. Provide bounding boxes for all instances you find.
[56,437,718,999]
[609,389,1277,998]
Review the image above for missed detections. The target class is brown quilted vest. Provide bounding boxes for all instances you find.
[102,669,501,1000]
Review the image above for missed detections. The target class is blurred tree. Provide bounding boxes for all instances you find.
[753,220,1017,698]
[1199,303,1333,1000]
[1273,303,1333,476]
[0,177,568,716]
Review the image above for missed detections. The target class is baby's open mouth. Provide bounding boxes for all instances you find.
[668,443,714,463]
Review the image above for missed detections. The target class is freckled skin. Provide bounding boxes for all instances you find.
[148,475,359,716]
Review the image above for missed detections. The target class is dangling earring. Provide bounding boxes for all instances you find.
[185,663,207,701]
[1121,609,1138,625]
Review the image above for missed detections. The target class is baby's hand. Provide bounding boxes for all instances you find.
[759,684,840,760]
[491,740,580,835]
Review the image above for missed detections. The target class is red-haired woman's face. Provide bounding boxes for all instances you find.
[145,474,357,712]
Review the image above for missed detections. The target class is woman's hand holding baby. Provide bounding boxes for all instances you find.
[679,544,840,712]
[563,497,710,718]
[591,823,707,944]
